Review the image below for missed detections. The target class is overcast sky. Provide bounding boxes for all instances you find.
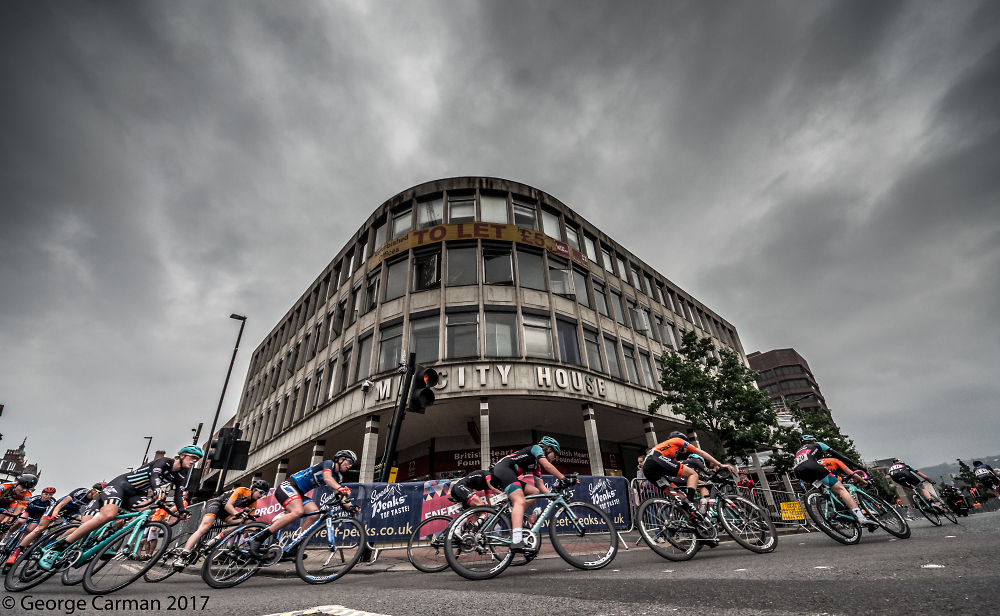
[2,1,998,491]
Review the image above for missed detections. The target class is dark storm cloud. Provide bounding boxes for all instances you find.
[1,1,997,489]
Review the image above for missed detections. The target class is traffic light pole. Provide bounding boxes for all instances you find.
[379,353,415,483]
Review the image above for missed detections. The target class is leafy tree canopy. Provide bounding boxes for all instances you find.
[769,403,862,474]
[648,331,777,463]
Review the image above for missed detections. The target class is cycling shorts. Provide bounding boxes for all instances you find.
[889,470,923,489]
[794,460,838,487]
[100,479,151,511]
[491,460,531,496]
[275,480,314,509]
[642,453,687,488]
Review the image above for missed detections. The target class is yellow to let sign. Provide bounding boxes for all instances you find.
[387,467,398,483]
[780,500,805,521]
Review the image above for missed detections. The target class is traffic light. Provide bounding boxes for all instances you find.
[207,438,225,464]
[407,365,439,414]
[208,427,239,469]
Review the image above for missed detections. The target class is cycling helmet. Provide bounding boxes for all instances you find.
[251,479,271,493]
[973,461,983,466]
[178,445,205,458]
[92,482,107,491]
[668,431,688,441]
[687,454,704,461]
[539,436,561,455]
[334,450,358,465]
[42,487,57,495]
[800,434,817,443]
[16,474,37,489]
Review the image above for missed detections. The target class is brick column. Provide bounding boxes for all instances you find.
[311,439,326,466]
[274,458,289,486]
[582,404,605,476]
[643,418,657,448]
[480,398,491,470]
[359,415,381,483]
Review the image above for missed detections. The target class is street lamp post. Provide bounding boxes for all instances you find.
[141,436,153,465]
[201,314,247,472]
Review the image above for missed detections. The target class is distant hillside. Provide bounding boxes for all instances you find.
[918,455,1000,484]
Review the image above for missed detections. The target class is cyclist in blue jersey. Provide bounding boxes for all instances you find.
[248,450,360,557]
[972,461,1000,498]
[490,437,572,553]
[38,446,202,571]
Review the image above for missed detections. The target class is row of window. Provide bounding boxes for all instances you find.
[760,379,818,395]
[241,308,669,448]
[247,189,738,392]
[756,364,808,382]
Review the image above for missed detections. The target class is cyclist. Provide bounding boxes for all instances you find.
[450,469,503,510]
[0,475,37,525]
[38,446,202,571]
[972,461,1000,498]
[673,452,712,512]
[888,458,937,504]
[642,431,735,514]
[492,437,572,553]
[8,482,107,565]
[819,457,870,487]
[173,479,269,570]
[792,435,875,529]
[248,451,359,558]
[3,487,56,566]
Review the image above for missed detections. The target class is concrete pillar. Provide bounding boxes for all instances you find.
[359,415,381,483]
[687,429,701,449]
[750,450,776,509]
[782,472,795,493]
[643,418,657,449]
[582,404,605,476]
[274,458,289,486]
[479,398,491,470]
[310,439,326,466]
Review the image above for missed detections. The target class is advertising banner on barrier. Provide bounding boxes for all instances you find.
[249,474,630,544]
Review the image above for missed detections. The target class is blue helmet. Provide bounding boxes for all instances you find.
[539,436,561,455]
[178,446,205,458]
[800,434,817,443]
[687,454,704,461]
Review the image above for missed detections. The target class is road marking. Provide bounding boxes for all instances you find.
[889,538,897,541]
[921,564,945,569]
[612,569,620,571]
[945,536,956,538]
[734,568,747,571]
[662,570,674,573]
[262,606,391,616]
[815,566,832,569]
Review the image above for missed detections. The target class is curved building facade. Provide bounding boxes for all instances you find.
[229,177,748,488]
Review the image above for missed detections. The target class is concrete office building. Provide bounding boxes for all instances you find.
[228,177,748,489]
[747,348,830,417]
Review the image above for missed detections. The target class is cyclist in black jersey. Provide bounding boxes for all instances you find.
[172,479,269,571]
[450,469,503,509]
[887,458,937,503]
[792,436,875,528]
[972,461,1000,498]
[38,446,203,571]
[491,437,571,553]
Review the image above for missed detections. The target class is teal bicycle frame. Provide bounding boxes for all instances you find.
[62,508,155,571]
[492,490,587,547]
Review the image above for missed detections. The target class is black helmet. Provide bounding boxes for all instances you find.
[668,431,688,441]
[251,479,270,493]
[16,474,38,489]
[335,450,358,465]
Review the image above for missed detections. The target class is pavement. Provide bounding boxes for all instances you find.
[3,511,998,616]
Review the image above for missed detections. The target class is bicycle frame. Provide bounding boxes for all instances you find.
[64,510,152,569]
[491,490,586,546]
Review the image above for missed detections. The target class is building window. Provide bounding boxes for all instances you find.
[344,251,355,283]
[780,378,810,390]
[667,289,679,314]
[557,320,582,366]
[331,300,346,340]
[584,329,602,372]
[374,221,387,250]
[485,312,518,357]
[446,313,479,358]
[377,324,404,374]
[356,334,373,382]
[774,365,806,377]
[640,307,654,339]
[622,345,640,384]
[413,250,441,292]
[517,249,547,291]
[657,316,678,349]
[573,269,590,308]
[626,297,640,331]
[565,225,581,251]
[548,255,573,297]
[610,288,627,325]
[523,315,553,359]
[583,234,598,265]
[409,315,440,364]
[615,254,628,281]
[655,283,667,307]
[512,199,537,229]
[643,274,655,298]
[639,350,657,389]
[654,356,664,381]
[481,193,508,224]
[593,281,609,317]
[348,283,361,326]
[483,246,513,285]
[384,257,408,301]
[541,209,561,240]
[416,196,443,229]
[601,246,614,274]
[326,357,337,399]
[603,336,622,379]
[364,270,380,314]
[391,208,412,239]
[447,245,478,286]
[449,194,476,223]
[339,347,352,392]
[312,369,324,409]
[630,265,642,290]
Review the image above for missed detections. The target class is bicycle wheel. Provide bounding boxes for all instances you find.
[548,501,618,570]
[444,506,514,580]
[805,492,861,545]
[4,523,76,592]
[856,492,910,539]
[717,496,778,553]
[82,521,170,595]
[915,496,942,526]
[636,498,700,561]
[144,531,191,583]
[296,516,365,584]
[201,522,265,589]
[937,502,958,525]
[407,515,454,573]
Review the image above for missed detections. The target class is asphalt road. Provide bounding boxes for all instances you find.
[5,512,998,616]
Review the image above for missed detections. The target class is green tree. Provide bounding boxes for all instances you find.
[648,331,777,463]
[868,471,899,502]
[769,403,862,475]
